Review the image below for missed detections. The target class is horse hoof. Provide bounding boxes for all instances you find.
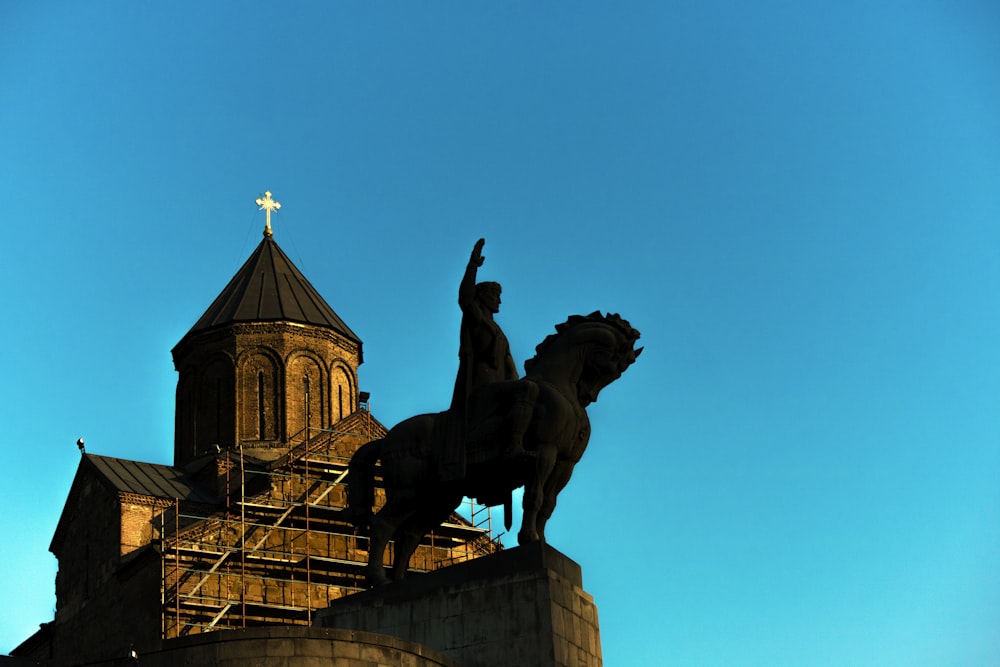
[365,565,390,587]
[517,530,539,545]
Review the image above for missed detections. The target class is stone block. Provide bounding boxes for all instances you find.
[317,543,601,667]
[551,604,566,638]
[266,638,295,656]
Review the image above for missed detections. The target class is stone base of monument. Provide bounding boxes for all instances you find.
[315,542,603,667]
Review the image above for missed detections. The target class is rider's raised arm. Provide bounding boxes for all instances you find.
[459,238,486,312]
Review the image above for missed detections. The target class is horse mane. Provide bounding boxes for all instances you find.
[524,311,640,374]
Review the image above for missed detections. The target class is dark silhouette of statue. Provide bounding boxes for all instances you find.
[345,240,642,586]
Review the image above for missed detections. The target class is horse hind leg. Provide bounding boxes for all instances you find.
[390,491,462,581]
[365,514,396,587]
[389,526,423,582]
[365,492,418,587]
[342,438,383,528]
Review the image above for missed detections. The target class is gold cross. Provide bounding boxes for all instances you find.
[255,190,281,237]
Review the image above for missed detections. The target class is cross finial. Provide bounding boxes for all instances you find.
[255,190,281,237]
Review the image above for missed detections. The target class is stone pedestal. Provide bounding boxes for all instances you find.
[315,543,602,667]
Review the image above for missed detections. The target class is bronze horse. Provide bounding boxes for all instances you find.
[344,312,641,586]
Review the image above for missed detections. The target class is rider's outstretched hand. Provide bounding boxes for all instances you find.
[470,238,486,268]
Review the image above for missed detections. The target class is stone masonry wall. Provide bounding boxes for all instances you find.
[82,627,461,667]
[317,543,603,667]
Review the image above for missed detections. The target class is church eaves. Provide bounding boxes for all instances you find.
[178,235,362,355]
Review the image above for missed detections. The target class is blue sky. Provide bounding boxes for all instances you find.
[2,2,999,664]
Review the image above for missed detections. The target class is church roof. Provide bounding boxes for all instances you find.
[178,235,362,350]
[85,454,217,504]
[51,454,218,554]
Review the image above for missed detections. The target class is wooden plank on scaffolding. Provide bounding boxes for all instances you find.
[207,603,233,628]
[185,549,233,596]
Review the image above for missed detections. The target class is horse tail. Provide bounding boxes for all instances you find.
[344,438,384,529]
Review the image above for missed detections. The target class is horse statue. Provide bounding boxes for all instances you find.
[344,311,641,586]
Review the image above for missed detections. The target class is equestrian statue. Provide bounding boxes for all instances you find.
[343,239,642,586]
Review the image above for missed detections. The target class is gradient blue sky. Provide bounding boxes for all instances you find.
[3,3,999,664]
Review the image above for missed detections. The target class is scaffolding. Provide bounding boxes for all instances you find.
[159,425,501,638]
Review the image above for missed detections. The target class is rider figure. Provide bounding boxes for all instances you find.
[443,239,536,480]
[450,239,518,414]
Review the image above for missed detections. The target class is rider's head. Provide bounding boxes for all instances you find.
[476,282,502,314]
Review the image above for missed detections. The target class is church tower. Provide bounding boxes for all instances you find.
[170,191,363,467]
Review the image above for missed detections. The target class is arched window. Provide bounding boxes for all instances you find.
[196,356,235,454]
[332,366,354,422]
[287,354,324,442]
[258,371,266,439]
[240,352,279,444]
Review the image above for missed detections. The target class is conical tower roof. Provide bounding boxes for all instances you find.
[176,234,362,355]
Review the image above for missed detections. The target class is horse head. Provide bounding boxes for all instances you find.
[526,311,642,406]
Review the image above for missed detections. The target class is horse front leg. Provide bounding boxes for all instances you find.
[536,460,574,543]
[518,443,558,545]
